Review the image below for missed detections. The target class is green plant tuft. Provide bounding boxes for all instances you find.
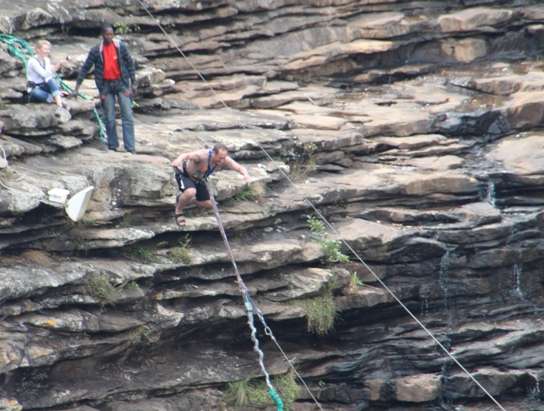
[349,271,364,291]
[232,185,260,202]
[114,22,140,35]
[125,245,158,263]
[275,369,300,408]
[306,214,350,264]
[224,370,300,410]
[321,239,350,263]
[86,274,119,305]
[127,325,157,346]
[169,234,192,264]
[298,288,337,335]
[306,215,326,235]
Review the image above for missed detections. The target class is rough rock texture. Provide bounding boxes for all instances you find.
[1,1,544,410]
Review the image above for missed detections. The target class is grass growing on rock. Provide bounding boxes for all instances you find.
[348,271,364,292]
[298,287,337,336]
[169,234,192,264]
[224,370,300,410]
[232,182,265,202]
[86,274,119,305]
[125,245,158,263]
[86,276,141,306]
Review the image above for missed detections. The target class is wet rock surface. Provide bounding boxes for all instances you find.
[1,1,544,410]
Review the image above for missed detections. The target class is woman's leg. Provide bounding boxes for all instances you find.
[29,85,52,103]
[44,79,63,107]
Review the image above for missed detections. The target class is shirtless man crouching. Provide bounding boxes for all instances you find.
[171,143,250,226]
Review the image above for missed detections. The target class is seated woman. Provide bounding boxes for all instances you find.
[27,40,65,107]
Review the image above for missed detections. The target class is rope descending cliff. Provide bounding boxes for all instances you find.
[208,178,338,409]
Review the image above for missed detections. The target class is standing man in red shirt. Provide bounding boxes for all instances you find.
[75,24,137,153]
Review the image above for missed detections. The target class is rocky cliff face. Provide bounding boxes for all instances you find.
[1,1,544,410]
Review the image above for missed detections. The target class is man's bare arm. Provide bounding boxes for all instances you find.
[171,150,204,169]
[225,157,250,181]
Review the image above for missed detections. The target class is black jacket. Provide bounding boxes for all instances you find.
[76,39,135,93]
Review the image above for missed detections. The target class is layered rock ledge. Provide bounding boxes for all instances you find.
[1,1,544,410]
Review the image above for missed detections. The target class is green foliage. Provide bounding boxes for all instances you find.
[86,276,141,306]
[349,271,364,291]
[225,379,267,407]
[232,185,259,202]
[298,288,337,335]
[275,370,300,408]
[114,21,140,35]
[321,239,350,263]
[224,371,300,410]
[306,214,350,264]
[306,215,326,235]
[127,325,157,346]
[125,245,158,263]
[86,274,119,305]
[169,234,192,264]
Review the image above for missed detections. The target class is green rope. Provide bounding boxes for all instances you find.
[58,80,107,143]
[0,34,107,143]
[0,34,34,65]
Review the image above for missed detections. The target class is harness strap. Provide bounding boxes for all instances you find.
[204,148,216,180]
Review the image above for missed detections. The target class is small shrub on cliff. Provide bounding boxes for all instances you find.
[321,238,350,263]
[306,214,350,264]
[306,215,326,235]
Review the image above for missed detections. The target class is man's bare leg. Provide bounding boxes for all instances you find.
[195,200,213,209]
[175,188,196,225]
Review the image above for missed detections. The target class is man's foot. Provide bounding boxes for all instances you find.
[175,213,186,227]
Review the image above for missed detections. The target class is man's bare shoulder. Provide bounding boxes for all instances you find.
[188,149,210,162]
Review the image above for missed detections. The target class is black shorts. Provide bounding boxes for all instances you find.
[175,170,210,202]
